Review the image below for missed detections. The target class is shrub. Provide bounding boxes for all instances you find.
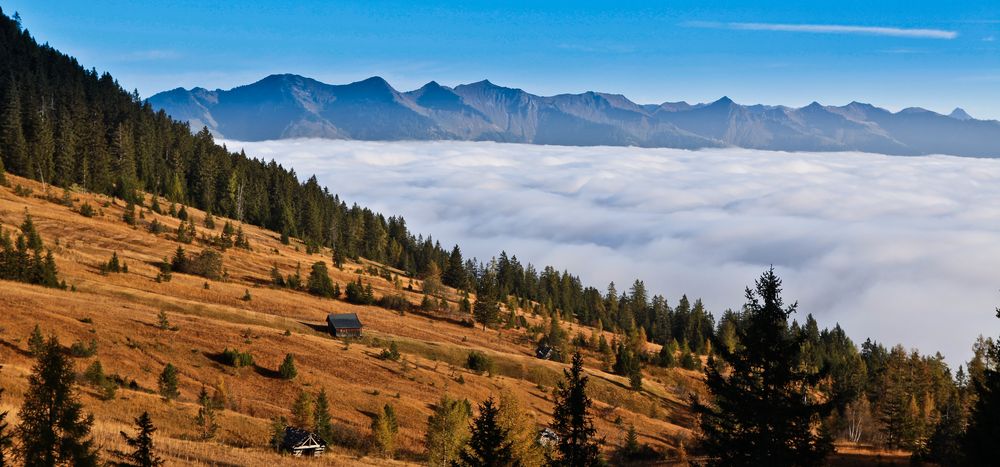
[221,348,254,368]
[377,294,410,313]
[100,252,123,274]
[148,218,166,234]
[82,360,117,400]
[172,247,224,280]
[78,202,95,218]
[68,339,98,357]
[345,277,375,305]
[466,351,493,374]
[379,342,401,361]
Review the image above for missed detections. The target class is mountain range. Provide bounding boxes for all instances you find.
[149,74,1000,157]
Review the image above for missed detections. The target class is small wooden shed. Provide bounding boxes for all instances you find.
[281,427,326,457]
[327,313,363,338]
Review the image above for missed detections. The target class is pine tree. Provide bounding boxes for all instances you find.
[474,297,501,330]
[0,388,12,466]
[27,324,45,356]
[269,416,288,452]
[370,404,399,458]
[28,107,54,185]
[278,353,297,380]
[455,397,514,467]
[425,395,471,467]
[113,412,164,467]
[123,200,137,226]
[17,336,100,466]
[550,352,602,466]
[291,390,314,430]
[2,79,28,176]
[313,389,334,444]
[306,261,336,298]
[443,245,466,289]
[157,364,179,401]
[693,268,834,466]
[194,386,218,440]
[961,308,1000,464]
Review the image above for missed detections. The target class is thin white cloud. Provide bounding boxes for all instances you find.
[688,21,958,39]
[225,140,999,365]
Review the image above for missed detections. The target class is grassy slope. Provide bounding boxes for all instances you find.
[0,174,701,465]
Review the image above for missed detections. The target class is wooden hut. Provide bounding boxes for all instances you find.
[327,313,363,338]
[281,427,326,457]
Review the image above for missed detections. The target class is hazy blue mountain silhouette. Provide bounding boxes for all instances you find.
[150,74,1000,157]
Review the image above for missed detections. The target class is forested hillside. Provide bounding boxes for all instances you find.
[0,7,997,466]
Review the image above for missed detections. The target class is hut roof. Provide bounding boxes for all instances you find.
[327,313,363,329]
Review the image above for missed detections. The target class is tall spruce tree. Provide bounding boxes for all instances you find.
[960,308,1000,464]
[112,412,164,467]
[0,388,11,466]
[2,78,27,177]
[313,389,334,444]
[17,336,100,467]
[550,352,602,467]
[693,268,833,466]
[455,397,514,467]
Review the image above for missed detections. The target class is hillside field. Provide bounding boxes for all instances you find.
[0,174,706,465]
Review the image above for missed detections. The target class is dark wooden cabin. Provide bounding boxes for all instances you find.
[327,313,363,338]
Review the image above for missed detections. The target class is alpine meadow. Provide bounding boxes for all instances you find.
[0,3,999,467]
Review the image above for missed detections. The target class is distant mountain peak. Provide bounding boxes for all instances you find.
[949,107,973,120]
[713,96,735,105]
[148,74,1000,157]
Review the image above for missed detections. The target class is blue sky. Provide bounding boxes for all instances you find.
[7,0,1000,117]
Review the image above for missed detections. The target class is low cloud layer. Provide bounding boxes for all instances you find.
[226,139,1000,364]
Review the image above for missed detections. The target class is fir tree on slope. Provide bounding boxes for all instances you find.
[693,268,834,466]
[960,307,1000,464]
[112,411,164,467]
[455,397,514,467]
[550,352,602,467]
[17,337,100,466]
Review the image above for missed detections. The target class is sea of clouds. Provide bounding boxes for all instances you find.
[224,139,1000,365]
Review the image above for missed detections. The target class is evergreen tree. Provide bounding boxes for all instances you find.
[306,261,336,298]
[370,404,399,458]
[313,389,334,444]
[443,245,466,289]
[157,364,179,401]
[960,308,1000,464]
[112,412,164,467]
[425,395,471,467]
[0,388,12,466]
[194,386,218,440]
[613,340,642,390]
[550,352,602,466]
[17,336,100,467]
[291,390,314,430]
[269,416,288,452]
[27,324,45,356]
[693,268,833,466]
[474,297,501,330]
[456,397,514,467]
[2,79,28,176]
[278,353,297,380]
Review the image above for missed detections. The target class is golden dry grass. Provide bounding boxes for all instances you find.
[0,175,701,465]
